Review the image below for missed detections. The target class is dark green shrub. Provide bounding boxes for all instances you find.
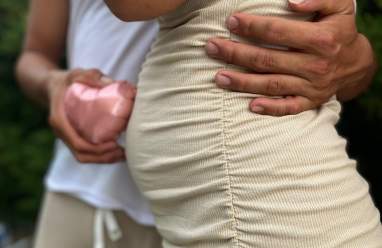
[0,0,54,226]
[356,0,382,120]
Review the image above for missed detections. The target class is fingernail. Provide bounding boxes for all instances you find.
[206,42,219,56]
[227,16,239,30]
[288,0,305,4]
[251,104,264,113]
[215,74,231,87]
[101,76,114,85]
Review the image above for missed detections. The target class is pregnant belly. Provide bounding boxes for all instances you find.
[125,71,344,199]
[125,82,382,247]
[125,80,227,194]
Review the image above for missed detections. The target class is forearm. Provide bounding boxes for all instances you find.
[16,0,69,108]
[336,34,377,102]
[104,0,185,21]
[16,51,64,108]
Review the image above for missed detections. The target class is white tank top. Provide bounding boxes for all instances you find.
[45,0,159,226]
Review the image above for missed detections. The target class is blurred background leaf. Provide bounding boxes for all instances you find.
[356,0,382,119]
[0,0,54,230]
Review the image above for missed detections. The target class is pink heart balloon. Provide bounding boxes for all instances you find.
[64,81,136,144]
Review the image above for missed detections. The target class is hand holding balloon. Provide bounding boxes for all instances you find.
[64,80,136,144]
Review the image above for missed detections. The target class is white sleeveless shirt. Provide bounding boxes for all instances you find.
[45,0,159,226]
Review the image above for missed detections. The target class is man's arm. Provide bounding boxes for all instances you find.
[206,0,376,116]
[16,0,124,163]
[104,0,185,21]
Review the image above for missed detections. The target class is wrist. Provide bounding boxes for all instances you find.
[337,34,375,101]
[44,69,70,103]
[45,69,68,84]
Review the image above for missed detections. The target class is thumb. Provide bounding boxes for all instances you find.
[100,76,115,86]
[288,0,355,16]
[71,69,106,88]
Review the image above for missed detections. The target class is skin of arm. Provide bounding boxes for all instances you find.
[16,0,68,107]
[104,0,186,21]
[16,0,125,163]
[206,0,377,116]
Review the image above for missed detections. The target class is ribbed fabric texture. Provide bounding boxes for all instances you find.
[126,1,382,247]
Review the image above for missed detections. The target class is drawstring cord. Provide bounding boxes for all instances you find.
[94,209,123,248]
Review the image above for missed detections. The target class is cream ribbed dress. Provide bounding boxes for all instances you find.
[126,0,382,247]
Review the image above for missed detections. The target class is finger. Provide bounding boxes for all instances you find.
[215,70,312,97]
[71,69,105,88]
[250,96,316,116]
[288,0,355,15]
[54,122,120,155]
[75,148,126,164]
[50,112,120,155]
[100,76,115,85]
[226,13,341,55]
[206,39,322,79]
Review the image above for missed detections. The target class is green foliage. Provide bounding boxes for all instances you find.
[357,13,382,120]
[0,0,54,225]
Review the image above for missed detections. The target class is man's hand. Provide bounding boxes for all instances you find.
[47,69,126,163]
[206,0,377,116]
